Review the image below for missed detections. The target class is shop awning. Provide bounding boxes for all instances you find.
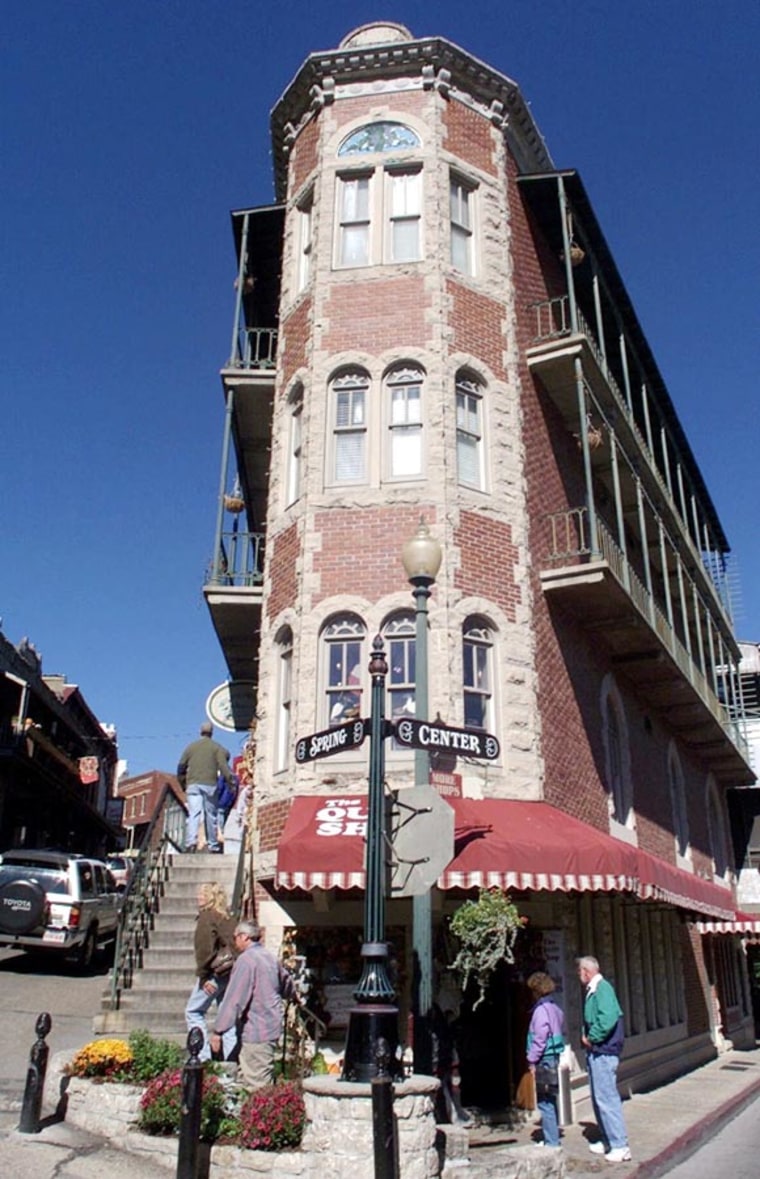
[275,796,737,919]
[637,849,734,920]
[696,910,760,935]
[275,795,638,894]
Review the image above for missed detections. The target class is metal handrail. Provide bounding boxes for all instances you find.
[107,784,184,1011]
[208,528,265,587]
[543,507,750,761]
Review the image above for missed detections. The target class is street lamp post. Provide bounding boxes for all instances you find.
[342,635,402,1083]
[401,520,442,1077]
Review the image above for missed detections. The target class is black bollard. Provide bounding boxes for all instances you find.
[371,1037,399,1179]
[18,1012,52,1134]
[176,1026,205,1179]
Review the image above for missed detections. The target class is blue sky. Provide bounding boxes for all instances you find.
[3,1,759,777]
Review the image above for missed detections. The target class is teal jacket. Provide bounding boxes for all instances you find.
[583,977,624,1055]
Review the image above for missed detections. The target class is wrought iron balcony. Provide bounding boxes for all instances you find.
[229,326,278,371]
[541,507,751,782]
[203,526,265,684]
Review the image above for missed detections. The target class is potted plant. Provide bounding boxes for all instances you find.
[449,887,524,1008]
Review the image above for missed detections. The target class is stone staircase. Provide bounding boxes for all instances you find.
[94,852,239,1041]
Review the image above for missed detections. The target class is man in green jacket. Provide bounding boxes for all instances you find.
[578,956,631,1163]
[177,721,235,853]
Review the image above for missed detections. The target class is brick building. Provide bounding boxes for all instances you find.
[203,23,755,1105]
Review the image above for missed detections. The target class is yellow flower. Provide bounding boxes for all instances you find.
[70,1038,133,1078]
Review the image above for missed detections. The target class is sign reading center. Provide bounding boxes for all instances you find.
[394,717,500,761]
[295,719,367,764]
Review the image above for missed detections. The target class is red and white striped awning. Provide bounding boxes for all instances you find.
[275,796,639,895]
[697,910,760,935]
[275,796,736,920]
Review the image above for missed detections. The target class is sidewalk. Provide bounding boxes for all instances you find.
[467,1043,760,1177]
[1,1045,759,1178]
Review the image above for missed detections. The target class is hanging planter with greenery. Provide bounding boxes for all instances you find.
[449,887,524,1009]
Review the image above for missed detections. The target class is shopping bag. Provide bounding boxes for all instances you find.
[516,1068,536,1110]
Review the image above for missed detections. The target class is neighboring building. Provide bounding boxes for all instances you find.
[0,630,120,855]
[203,23,755,1104]
[117,769,184,851]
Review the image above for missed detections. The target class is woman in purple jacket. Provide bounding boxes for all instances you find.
[525,971,565,1150]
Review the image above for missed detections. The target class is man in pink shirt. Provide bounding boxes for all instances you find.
[209,920,297,1089]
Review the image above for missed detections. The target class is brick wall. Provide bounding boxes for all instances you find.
[453,511,519,619]
[312,505,432,604]
[447,280,506,380]
[291,118,320,195]
[267,521,300,623]
[322,276,428,354]
[257,798,290,852]
[280,297,311,392]
[443,100,498,177]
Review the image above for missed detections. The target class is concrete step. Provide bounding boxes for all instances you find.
[97,851,243,1038]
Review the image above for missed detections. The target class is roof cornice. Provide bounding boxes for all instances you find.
[270,35,552,200]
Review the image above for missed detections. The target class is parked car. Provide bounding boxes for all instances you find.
[0,849,122,970]
[106,854,132,890]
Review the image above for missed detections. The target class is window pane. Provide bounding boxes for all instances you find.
[451,225,470,272]
[342,177,370,219]
[341,224,369,266]
[457,433,479,485]
[392,218,420,261]
[336,432,365,481]
[392,427,422,476]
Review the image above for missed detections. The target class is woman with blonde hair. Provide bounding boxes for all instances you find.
[526,971,565,1150]
[184,881,237,1060]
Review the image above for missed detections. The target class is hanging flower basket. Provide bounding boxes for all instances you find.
[224,494,245,514]
[449,887,524,1009]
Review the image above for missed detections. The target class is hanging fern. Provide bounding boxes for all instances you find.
[449,888,523,1009]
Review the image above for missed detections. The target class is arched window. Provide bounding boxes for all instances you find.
[286,383,303,505]
[456,371,485,490]
[338,121,421,156]
[386,365,423,478]
[275,626,293,771]
[601,676,634,831]
[383,613,416,727]
[335,122,422,268]
[322,614,366,728]
[462,616,494,731]
[330,369,369,484]
[668,745,689,860]
[706,778,729,879]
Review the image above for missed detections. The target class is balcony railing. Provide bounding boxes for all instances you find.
[207,527,265,587]
[229,327,278,370]
[544,506,749,763]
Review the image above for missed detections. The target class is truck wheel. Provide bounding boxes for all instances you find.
[0,879,47,935]
[75,928,97,973]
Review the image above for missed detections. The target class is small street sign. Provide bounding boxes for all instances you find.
[294,719,367,764]
[393,717,500,761]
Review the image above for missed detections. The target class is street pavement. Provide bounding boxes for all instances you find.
[468,1043,760,1177]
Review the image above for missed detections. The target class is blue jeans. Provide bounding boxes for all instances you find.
[587,1052,628,1150]
[537,1092,560,1146]
[186,784,220,851]
[185,977,237,1061]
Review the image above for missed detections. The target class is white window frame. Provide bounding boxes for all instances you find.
[450,173,475,275]
[296,194,313,292]
[384,613,416,748]
[275,628,293,772]
[462,617,494,732]
[323,615,365,730]
[335,167,422,269]
[330,370,369,485]
[286,386,303,506]
[386,365,423,479]
[456,372,485,490]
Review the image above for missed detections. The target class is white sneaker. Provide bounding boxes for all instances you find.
[605,1146,632,1162]
[589,1141,607,1154]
